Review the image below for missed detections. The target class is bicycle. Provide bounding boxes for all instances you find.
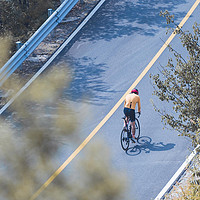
[120,112,140,151]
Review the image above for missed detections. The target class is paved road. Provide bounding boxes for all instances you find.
[50,0,199,199]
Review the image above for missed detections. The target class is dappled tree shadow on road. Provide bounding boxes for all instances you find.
[60,56,115,105]
[79,0,187,41]
[56,0,188,104]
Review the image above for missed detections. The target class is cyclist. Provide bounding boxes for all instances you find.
[123,88,141,141]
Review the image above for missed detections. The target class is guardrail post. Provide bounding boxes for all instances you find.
[16,41,23,50]
[48,9,54,17]
[48,8,55,37]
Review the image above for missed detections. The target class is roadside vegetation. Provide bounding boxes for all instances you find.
[0,0,98,61]
[0,0,60,40]
[0,0,60,58]
[150,11,200,199]
[165,147,200,200]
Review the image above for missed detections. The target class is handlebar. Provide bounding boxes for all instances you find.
[136,112,141,118]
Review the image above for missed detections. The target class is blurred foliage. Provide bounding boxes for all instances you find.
[150,10,200,146]
[41,141,128,200]
[0,37,127,200]
[0,64,76,200]
[69,141,128,200]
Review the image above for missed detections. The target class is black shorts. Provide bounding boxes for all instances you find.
[124,107,135,122]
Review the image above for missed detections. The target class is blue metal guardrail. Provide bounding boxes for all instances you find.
[0,0,79,87]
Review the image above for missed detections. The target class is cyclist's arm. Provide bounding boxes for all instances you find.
[138,96,141,113]
[124,99,126,107]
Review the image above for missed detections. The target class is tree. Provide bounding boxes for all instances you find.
[150,11,200,146]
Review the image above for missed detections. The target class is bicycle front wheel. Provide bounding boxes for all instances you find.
[120,129,130,151]
[135,118,140,140]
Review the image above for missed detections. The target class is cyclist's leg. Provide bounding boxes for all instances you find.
[130,109,136,138]
[123,108,129,128]
[124,117,128,127]
[131,121,136,139]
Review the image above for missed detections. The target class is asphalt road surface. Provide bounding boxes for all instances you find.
[43,0,200,199]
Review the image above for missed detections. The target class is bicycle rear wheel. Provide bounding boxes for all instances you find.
[120,129,130,151]
[135,118,140,140]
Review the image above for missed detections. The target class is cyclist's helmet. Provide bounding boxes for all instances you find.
[131,88,139,95]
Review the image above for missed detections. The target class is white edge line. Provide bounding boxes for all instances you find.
[0,0,106,115]
[155,144,200,200]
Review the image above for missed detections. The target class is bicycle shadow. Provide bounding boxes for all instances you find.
[126,136,175,156]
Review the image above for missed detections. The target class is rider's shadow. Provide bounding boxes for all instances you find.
[126,136,176,156]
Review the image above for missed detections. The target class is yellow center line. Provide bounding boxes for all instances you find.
[30,1,200,199]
